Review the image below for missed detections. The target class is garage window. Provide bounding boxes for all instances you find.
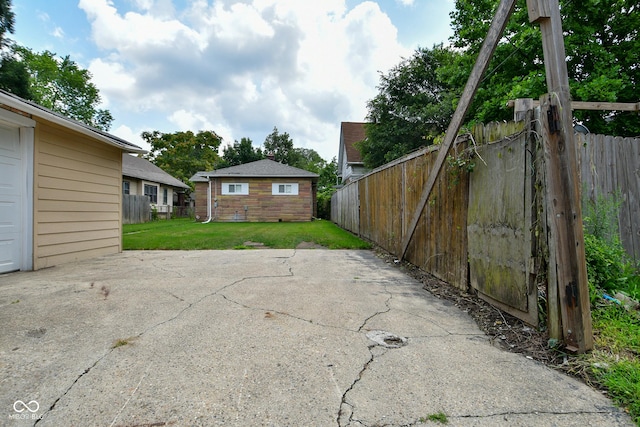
[272,183,298,195]
[222,183,249,195]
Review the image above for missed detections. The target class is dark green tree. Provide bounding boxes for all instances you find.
[0,53,31,98]
[290,147,325,173]
[445,0,640,136]
[318,157,338,191]
[15,47,113,130]
[0,0,15,49]
[316,157,338,220]
[219,137,264,167]
[142,130,223,189]
[263,126,295,164]
[0,0,32,98]
[359,45,457,168]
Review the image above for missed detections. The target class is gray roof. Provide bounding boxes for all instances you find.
[0,89,144,154]
[190,159,319,182]
[123,154,190,190]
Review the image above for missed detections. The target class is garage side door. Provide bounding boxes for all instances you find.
[0,123,22,273]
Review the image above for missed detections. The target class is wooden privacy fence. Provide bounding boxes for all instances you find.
[123,194,150,224]
[332,122,527,291]
[578,134,640,261]
[332,120,636,340]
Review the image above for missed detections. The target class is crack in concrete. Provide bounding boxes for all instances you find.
[34,353,110,426]
[209,256,403,427]
[35,253,300,425]
[335,286,397,427]
[36,250,409,427]
[166,291,184,302]
[451,408,624,419]
[337,346,376,427]
[350,407,626,427]
[357,286,393,333]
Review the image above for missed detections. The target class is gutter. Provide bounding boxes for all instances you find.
[0,91,145,154]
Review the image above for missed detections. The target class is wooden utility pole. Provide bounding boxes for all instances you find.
[399,0,517,260]
[527,0,593,352]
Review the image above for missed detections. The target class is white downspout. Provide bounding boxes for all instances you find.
[213,178,218,220]
[203,177,213,223]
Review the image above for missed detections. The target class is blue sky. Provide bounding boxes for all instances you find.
[11,0,455,161]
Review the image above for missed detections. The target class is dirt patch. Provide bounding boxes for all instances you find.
[296,241,327,249]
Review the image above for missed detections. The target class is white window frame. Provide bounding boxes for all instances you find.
[222,182,249,195]
[272,183,299,195]
[144,183,158,204]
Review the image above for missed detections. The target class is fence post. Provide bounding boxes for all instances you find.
[513,98,534,121]
[528,0,592,352]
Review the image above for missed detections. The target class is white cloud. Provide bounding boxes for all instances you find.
[78,0,205,52]
[88,58,136,98]
[36,12,50,23]
[207,2,275,42]
[51,27,64,39]
[168,109,217,132]
[111,124,148,152]
[78,0,417,160]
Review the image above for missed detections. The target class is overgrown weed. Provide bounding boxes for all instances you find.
[579,192,640,424]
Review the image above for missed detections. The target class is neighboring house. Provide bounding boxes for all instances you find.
[122,154,190,218]
[337,121,369,184]
[0,89,144,273]
[190,159,318,222]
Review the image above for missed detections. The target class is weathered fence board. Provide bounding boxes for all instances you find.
[402,144,469,288]
[123,194,150,224]
[358,166,404,254]
[467,135,538,325]
[578,134,640,261]
[331,183,359,234]
[331,123,535,319]
[334,141,470,289]
[332,124,538,324]
[331,120,638,338]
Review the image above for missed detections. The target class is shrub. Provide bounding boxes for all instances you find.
[582,191,640,302]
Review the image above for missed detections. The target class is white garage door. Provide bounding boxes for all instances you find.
[0,123,23,273]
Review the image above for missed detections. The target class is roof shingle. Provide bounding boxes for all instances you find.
[122,154,190,189]
[341,122,366,164]
[191,159,318,181]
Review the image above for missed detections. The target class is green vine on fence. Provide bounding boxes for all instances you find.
[446,149,476,187]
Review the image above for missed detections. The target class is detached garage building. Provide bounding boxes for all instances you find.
[191,159,318,222]
[0,90,144,273]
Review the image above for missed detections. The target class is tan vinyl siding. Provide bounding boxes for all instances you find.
[33,119,122,269]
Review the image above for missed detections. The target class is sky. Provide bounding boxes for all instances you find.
[11,0,455,162]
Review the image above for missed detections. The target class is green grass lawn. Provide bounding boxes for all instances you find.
[586,304,640,425]
[123,218,371,250]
